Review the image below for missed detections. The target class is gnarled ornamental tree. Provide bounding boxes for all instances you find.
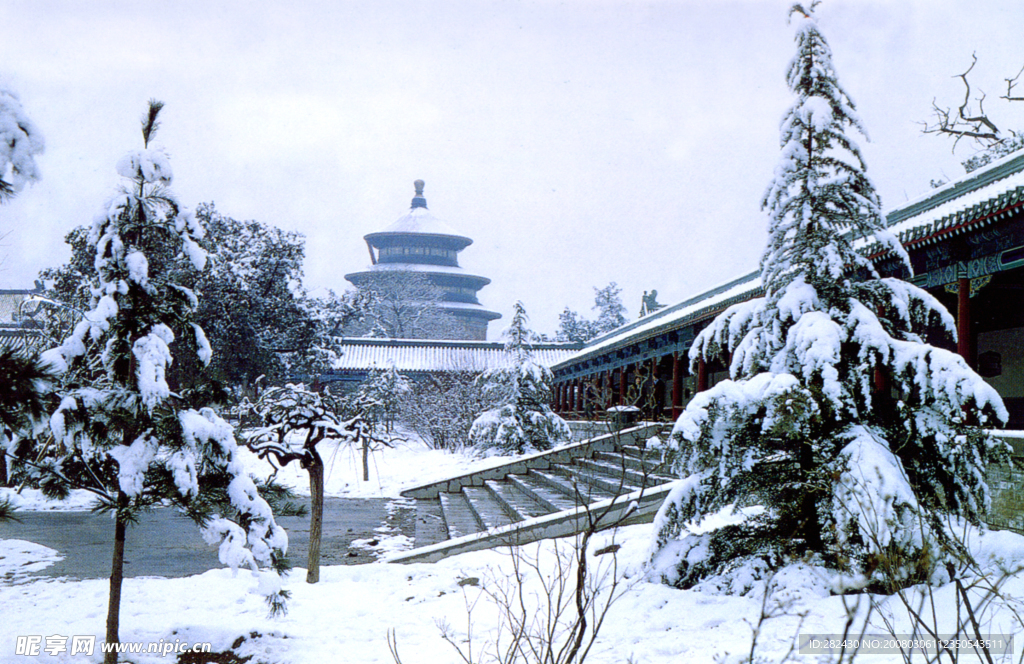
[648,3,1008,595]
[244,382,393,582]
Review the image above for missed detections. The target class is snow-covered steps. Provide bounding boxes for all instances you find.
[389,424,675,564]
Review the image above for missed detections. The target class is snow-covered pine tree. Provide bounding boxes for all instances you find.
[469,302,571,455]
[555,282,628,343]
[648,3,1008,594]
[18,101,288,662]
[0,82,43,201]
[0,351,54,488]
[39,204,338,397]
[244,383,388,582]
[592,282,628,334]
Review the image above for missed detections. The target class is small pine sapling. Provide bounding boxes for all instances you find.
[469,302,571,455]
[355,364,410,435]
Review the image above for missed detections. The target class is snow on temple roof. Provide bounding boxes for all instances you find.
[382,206,466,238]
[364,262,483,277]
[331,338,582,373]
[556,271,764,368]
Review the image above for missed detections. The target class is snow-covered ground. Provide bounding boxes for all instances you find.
[238,429,518,500]
[0,430,514,510]
[2,435,1024,663]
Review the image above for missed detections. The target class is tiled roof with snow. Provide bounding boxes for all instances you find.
[553,271,764,369]
[554,149,1024,372]
[331,338,582,373]
[872,149,1024,253]
[361,262,487,277]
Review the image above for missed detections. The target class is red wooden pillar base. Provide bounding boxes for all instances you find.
[697,358,708,393]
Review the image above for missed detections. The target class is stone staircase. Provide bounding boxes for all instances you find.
[389,424,677,563]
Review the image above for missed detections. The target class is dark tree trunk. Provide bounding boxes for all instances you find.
[799,443,823,552]
[0,450,7,487]
[104,492,129,664]
[306,449,324,584]
[362,438,370,482]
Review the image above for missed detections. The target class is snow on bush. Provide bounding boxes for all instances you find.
[469,302,571,455]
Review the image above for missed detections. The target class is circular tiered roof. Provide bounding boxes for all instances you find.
[344,181,501,340]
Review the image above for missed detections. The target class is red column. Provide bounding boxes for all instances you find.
[605,371,613,409]
[651,357,662,419]
[671,352,682,418]
[697,358,708,392]
[619,364,629,406]
[957,277,973,367]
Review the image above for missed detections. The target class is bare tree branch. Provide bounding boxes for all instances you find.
[922,53,1002,149]
[1002,63,1024,102]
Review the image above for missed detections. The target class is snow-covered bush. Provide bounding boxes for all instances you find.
[355,364,410,434]
[11,101,289,661]
[469,302,571,455]
[648,4,1009,595]
[0,82,43,201]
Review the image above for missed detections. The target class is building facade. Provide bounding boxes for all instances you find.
[0,281,46,352]
[549,150,1024,433]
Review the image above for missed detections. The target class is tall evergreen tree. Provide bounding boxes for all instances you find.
[16,102,288,662]
[469,302,571,455]
[649,4,1008,594]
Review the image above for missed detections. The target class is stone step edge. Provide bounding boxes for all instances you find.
[387,481,677,564]
[399,424,663,500]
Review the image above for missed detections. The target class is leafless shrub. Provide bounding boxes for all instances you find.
[400,370,490,450]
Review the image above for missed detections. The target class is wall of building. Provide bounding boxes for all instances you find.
[987,435,1024,533]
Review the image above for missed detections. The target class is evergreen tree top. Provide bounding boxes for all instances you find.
[760,3,908,306]
[503,301,533,362]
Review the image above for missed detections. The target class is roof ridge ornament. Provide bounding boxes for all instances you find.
[411,179,427,209]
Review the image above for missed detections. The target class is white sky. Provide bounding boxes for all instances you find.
[0,0,1022,339]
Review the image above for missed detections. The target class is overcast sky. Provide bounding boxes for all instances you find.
[1,0,1022,339]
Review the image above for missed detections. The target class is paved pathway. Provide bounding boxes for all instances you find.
[0,497,412,581]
